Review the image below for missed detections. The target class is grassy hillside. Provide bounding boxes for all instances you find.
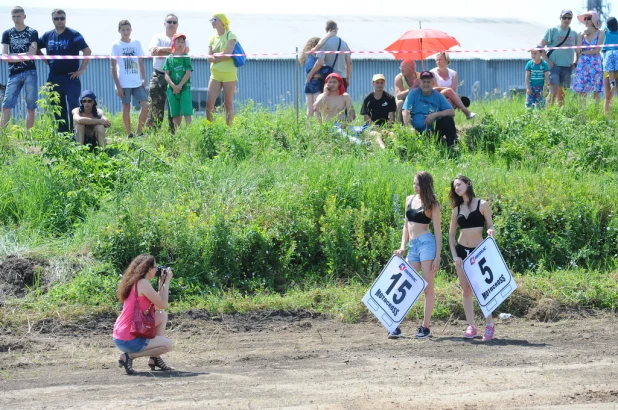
[0,93,617,322]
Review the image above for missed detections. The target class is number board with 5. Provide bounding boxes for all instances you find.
[462,236,517,318]
[362,255,427,333]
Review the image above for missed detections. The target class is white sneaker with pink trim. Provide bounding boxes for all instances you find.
[482,324,495,341]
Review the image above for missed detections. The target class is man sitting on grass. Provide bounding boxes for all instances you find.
[72,90,110,149]
[313,73,355,124]
[360,73,396,148]
[402,70,457,147]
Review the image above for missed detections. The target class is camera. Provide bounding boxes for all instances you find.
[155,265,168,277]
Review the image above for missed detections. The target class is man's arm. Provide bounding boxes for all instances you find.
[394,74,409,101]
[424,108,455,127]
[313,93,326,123]
[97,109,111,127]
[344,95,355,121]
[71,47,91,79]
[111,57,123,98]
[345,54,352,87]
[72,108,108,125]
[539,38,554,68]
[306,57,324,82]
[402,110,411,126]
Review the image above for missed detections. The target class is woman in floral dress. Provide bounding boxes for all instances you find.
[573,10,605,101]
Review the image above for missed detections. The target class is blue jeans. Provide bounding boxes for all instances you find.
[47,73,81,133]
[2,70,38,110]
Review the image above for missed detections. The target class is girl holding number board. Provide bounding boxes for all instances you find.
[392,171,442,339]
[448,175,496,341]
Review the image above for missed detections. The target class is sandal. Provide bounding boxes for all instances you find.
[118,352,136,375]
[149,356,175,371]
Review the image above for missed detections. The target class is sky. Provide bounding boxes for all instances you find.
[6,0,607,28]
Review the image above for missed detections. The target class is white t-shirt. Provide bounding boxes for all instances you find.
[111,39,145,89]
[149,33,190,71]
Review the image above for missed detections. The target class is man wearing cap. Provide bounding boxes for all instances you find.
[314,72,355,123]
[71,90,110,149]
[394,60,421,124]
[402,70,457,146]
[145,13,190,133]
[540,9,578,105]
[360,74,396,148]
[38,9,91,133]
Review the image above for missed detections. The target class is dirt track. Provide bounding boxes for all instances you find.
[1,310,618,409]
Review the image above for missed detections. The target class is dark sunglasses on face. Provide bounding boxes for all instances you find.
[561,16,572,20]
[81,99,93,103]
[584,16,592,21]
[166,20,178,24]
[209,18,218,23]
[53,16,66,21]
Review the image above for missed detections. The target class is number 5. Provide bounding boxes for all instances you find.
[478,257,494,284]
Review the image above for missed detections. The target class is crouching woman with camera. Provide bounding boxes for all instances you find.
[113,254,174,375]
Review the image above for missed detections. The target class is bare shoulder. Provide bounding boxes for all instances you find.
[479,199,492,212]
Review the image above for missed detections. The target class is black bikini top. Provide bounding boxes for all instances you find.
[457,199,485,229]
[406,196,432,224]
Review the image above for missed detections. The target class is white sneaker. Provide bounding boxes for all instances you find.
[466,112,477,120]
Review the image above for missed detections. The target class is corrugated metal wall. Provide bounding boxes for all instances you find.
[1,58,528,118]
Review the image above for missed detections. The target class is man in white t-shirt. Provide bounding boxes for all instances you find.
[144,13,190,133]
[111,20,148,138]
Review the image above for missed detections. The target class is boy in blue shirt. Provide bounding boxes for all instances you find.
[525,47,550,108]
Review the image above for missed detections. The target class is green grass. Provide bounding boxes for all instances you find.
[0,91,617,324]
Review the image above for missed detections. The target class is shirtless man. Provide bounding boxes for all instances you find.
[394,60,420,123]
[313,73,356,123]
[71,90,110,149]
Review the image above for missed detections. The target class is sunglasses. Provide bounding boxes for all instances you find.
[584,16,592,21]
[53,16,66,21]
[561,16,572,20]
[166,20,178,24]
[209,18,218,23]
[81,99,93,103]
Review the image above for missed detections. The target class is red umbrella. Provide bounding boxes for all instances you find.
[385,29,460,61]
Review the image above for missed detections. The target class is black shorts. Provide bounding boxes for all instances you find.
[455,243,476,260]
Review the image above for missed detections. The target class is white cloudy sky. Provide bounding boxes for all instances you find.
[7,0,602,27]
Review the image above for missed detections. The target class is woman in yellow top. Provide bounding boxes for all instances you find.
[206,13,238,126]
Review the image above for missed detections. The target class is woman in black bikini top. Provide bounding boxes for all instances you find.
[447,174,497,342]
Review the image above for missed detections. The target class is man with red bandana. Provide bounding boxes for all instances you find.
[313,73,355,123]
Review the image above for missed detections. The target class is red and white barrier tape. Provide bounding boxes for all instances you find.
[1,44,617,60]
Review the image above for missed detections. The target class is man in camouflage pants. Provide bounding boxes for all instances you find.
[145,13,190,133]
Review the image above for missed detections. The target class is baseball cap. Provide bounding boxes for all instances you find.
[419,70,434,79]
[372,74,386,82]
[560,9,573,17]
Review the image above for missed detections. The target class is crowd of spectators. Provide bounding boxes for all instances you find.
[2,8,618,149]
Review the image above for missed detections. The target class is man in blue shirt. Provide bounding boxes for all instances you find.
[402,70,457,146]
[38,9,91,133]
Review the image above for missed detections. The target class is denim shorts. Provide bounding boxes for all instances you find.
[120,86,148,104]
[114,337,150,353]
[305,78,324,94]
[2,69,38,109]
[407,232,437,263]
[549,65,572,88]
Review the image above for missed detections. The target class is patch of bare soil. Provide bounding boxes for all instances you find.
[0,256,46,302]
[1,311,617,409]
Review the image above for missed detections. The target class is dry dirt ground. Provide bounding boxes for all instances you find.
[1,310,618,409]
